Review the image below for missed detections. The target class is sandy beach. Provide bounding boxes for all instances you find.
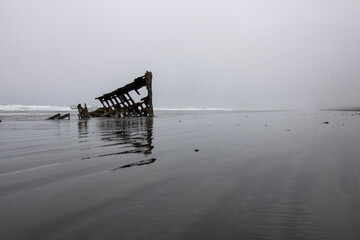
[1,110,360,239]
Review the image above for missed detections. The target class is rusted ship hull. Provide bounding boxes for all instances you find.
[78,71,153,119]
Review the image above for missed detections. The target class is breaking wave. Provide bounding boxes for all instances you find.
[154,107,235,111]
[154,107,267,111]
[0,104,73,111]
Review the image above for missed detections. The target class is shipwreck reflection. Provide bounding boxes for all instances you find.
[77,120,89,140]
[77,117,154,162]
[78,120,89,143]
[97,117,153,156]
[111,158,156,170]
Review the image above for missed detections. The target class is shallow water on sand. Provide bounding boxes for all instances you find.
[1,110,360,239]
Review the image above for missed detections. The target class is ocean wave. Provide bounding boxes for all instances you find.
[0,104,72,111]
[154,107,267,111]
[154,107,233,111]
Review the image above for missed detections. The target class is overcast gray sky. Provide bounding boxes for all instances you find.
[1,0,359,109]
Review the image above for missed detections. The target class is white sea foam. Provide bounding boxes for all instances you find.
[154,107,268,111]
[0,104,72,111]
[154,107,236,111]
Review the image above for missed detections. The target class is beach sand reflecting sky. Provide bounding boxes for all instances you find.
[1,110,360,239]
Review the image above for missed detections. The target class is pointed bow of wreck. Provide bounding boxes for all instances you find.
[78,71,153,119]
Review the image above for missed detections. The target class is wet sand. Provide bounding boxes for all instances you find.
[1,110,360,239]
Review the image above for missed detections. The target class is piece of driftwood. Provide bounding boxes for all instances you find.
[59,113,70,119]
[78,71,153,119]
[47,113,70,120]
[48,113,61,120]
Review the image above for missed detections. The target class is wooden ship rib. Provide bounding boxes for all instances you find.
[77,71,153,119]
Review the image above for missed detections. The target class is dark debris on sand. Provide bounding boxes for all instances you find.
[47,113,70,120]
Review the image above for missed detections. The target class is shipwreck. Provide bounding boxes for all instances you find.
[78,71,153,119]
